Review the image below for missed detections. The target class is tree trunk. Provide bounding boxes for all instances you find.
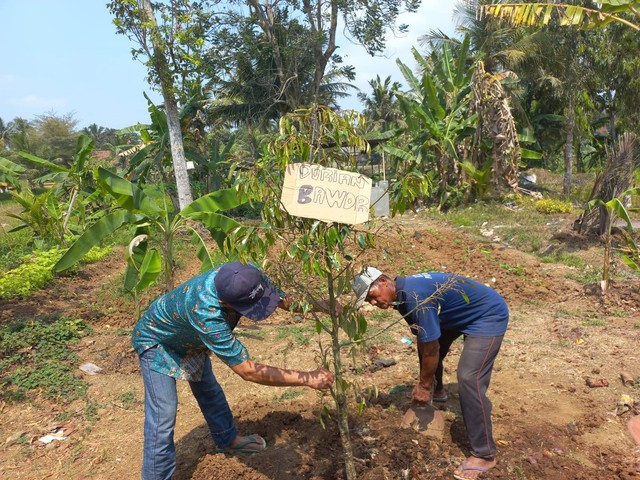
[563,99,575,196]
[140,0,193,211]
[331,325,357,480]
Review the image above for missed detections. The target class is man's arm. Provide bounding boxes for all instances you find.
[230,359,334,390]
[412,339,440,404]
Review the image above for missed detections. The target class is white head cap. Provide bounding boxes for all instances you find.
[352,266,383,308]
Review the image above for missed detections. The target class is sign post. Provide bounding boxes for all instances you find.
[281,163,372,225]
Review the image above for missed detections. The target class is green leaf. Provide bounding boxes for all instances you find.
[136,249,162,292]
[97,167,159,213]
[0,156,26,174]
[180,188,245,216]
[18,152,69,173]
[520,148,543,160]
[188,212,242,233]
[53,210,138,272]
[189,227,215,272]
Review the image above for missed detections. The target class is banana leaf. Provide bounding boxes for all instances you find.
[54,210,141,272]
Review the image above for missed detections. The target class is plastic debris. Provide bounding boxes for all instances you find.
[79,362,102,375]
[38,428,67,444]
[400,337,413,345]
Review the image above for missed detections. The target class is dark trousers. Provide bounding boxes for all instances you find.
[435,330,504,459]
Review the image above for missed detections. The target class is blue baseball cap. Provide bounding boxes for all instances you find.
[214,262,281,320]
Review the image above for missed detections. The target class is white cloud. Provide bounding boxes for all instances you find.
[8,95,67,110]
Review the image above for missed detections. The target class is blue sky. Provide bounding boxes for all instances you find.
[1,1,456,131]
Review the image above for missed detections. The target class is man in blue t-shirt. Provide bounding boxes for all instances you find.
[353,267,509,480]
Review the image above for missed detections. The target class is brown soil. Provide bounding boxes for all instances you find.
[2,212,640,480]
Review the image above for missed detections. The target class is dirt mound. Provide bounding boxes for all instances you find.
[1,213,640,479]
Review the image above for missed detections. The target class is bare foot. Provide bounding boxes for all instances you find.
[453,456,496,480]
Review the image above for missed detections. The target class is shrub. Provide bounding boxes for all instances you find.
[0,245,112,299]
[534,198,573,214]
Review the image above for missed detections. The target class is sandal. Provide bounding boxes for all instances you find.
[215,434,267,454]
[453,458,495,480]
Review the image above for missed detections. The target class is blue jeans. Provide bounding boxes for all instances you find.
[139,347,237,480]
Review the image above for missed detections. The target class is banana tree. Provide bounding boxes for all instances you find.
[18,134,97,238]
[586,187,640,292]
[117,93,205,211]
[395,36,478,208]
[54,167,246,292]
[479,1,640,32]
[0,156,25,192]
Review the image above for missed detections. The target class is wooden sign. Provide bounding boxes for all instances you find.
[281,163,372,225]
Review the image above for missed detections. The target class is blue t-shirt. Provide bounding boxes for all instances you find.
[395,272,509,343]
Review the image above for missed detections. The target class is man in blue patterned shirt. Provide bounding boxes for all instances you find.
[133,261,334,480]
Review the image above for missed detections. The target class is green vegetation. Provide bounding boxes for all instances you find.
[582,319,607,327]
[116,391,140,409]
[0,317,91,403]
[535,198,574,214]
[274,389,304,401]
[0,245,111,299]
[275,324,316,346]
[500,263,527,276]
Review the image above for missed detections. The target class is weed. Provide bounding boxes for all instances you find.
[0,317,91,403]
[116,391,139,409]
[0,245,112,299]
[116,328,131,336]
[566,270,601,285]
[582,319,607,327]
[275,325,314,346]
[633,322,640,329]
[275,389,304,401]
[55,410,77,422]
[500,263,527,276]
[523,298,543,307]
[84,401,99,421]
[541,253,587,269]
[513,464,528,479]
[235,329,267,340]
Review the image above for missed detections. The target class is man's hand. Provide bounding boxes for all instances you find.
[315,299,342,317]
[411,383,432,404]
[309,368,335,390]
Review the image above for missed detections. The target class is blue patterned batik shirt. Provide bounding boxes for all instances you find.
[132,265,281,381]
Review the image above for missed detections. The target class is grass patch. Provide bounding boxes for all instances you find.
[275,324,315,346]
[500,262,527,276]
[540,253,587,269]
[427,200,555,254]
[274,389,304,401]
[581,319,607,327]
[566,270,601,285]
[0,317,91,403]
[115,391,140,409]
